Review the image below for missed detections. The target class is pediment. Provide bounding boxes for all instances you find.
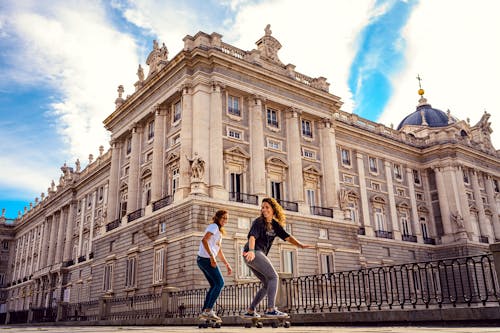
[370,195,386,204]
[224,146,250,159]
[166,152,180,164]
[396,201,410,209]
[303,165,321,175]
[417,205,429,213]
[267,156,288,168]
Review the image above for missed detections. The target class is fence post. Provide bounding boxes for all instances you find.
[100,295,112,320]
[161,286,179,317]
[276,272,292,311]
[489,242,500,282]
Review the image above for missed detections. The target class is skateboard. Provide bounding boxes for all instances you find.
[240,315,291,328]
[198,316,222,328]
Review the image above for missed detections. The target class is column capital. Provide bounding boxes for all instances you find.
[153,103,168,117]
[179,82,193,95]
[356,152,364,159]
[209,80,225,92]
[250,94,266,105]
[285,107,301,118]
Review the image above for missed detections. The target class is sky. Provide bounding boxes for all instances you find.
[0,0,499,219]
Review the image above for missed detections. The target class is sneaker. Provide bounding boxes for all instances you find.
[264,308,288,317]
[243,311,261,318]
[207,310,221,321]
[199,311,210,319]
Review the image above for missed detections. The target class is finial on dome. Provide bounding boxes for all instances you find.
[416,74,428,107]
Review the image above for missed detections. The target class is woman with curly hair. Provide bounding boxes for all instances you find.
[242,198,313,318]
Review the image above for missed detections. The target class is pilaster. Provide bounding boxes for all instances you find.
[285,108,304,204]
[471,170,492,242]
[55,209,65,264]
[63,203,75,263]
[357,152,373,236]
[318,119,339,208]
[209,81,226,199]
[385,161,400,240]
[249,95,266,197]
[127,125,142,213]
[433,166,453,242]
[176,84,193,200]
[151,105,167,202]
[406,167,422,242]
[107,141,121,222]
[485,174,500,240]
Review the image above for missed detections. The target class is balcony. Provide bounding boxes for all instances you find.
[106,219,121,232]
[276,199,298,212]
[424,237,436,245]
[229,192,258,205]
[358,227,366,235]
[402,234,417,243]
[375,230,393,239]
[479,236,489,244]
[77,256,86,263]
[63,259,74,267]
[128,208,144,222]
[310,206,333,218]
[152,195,173,212]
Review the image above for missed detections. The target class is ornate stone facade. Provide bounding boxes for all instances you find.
[1,25,499,314]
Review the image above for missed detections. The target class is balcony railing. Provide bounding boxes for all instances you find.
[276,199,298,212]
[152,195,173,212]
[229,192,258,205]
[479,235,489,244]
[106,219,121,232]
[358,227,366,235]
[228,107,241,117]
[402,234,417,242]
[310,206,333,218]
[64,259,74,267]
[375,230,393,239]
[77,256,86,263]
[424,237,436,245]
[128,208,144,222]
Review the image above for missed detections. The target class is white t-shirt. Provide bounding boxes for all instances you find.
[198,223,222,258]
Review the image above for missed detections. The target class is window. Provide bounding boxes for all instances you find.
[413,169,421,185]
[341,149,351,166]
[267,138,281,150]
[420,217,429,239]
[230,173,242,199]
[144,181,151,206]
[171,134,181,146]
[416,192,423,200]
[397,188,405,196]
[63,287,70,302]
[153,248,165,283]
[109,240,115,252]
[120,192,127,219]
[2,240,8,250]
[347,202,357,222]
[271,181,282,201]
[306,189,315,207]
[171,168,179,194]
[0,273,5,286]
[301,119,313,138]
[227,128,242,140]
[374,208,385,231]
[466,192,474,200]
[371,182,380,191]
[98,186,104,201]
[126,137,132,155]
[228,95,241,117]
[173,101,182,123]
[125,257,137,288]
[369,157,378,173]
[494,179,499,192]
[394,164,403,180]
[159,221,167,234]
[463,169,470,184]
[131,231,138,244]
[343,175,353,184]
[282,249,295,274]
[103,264,113,292]
[319,228,328,240]
[401,212,411,236]
[302,148,315,159]
[239,245,252,278]
[147,120,154,140]
[266,108,279,128]
[320,253,334,275]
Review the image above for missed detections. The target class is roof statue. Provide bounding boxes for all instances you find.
[255,24,283,66]
[146,40,169,77]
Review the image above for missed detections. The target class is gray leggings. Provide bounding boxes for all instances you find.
[244,250,278,310]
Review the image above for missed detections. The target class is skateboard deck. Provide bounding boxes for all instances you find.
[240,315,291,328]
[198,316,222,328]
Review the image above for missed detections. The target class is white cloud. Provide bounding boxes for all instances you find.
[380,0,500,149]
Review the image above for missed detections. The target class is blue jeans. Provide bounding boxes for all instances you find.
[197,256,224,310]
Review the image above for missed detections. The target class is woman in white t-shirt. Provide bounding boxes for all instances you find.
[197,209,232,320]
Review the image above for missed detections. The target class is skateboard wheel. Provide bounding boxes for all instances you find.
[256,321,264,328]
[244,322,252,328]
[214,322,221,328]
[284,321,291,328]
[271,322,278,328]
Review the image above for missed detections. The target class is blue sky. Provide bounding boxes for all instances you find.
[1,0,499,218]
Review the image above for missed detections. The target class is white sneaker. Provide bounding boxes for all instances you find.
[207,310,221,320]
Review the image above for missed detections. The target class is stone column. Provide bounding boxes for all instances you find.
[18,235,25,280]
[87,192,96,259]
[421,169,438,238]
[176,84,193,200]
[249,95,266,198]
[406,167,423,242]
[285,109,304,204]
[39,219,50,268]
[485,174,500,240]
[77,197,85,257]
[208,81,226,199]
[433,166,453,239]
[47,215,58,266]
[22,232,31,278]
[107,141,121,222]
[63,203,75,264]
[55,209,65,264]
[454,165,475,240]
[471,170,492,242]
[357,152,373,236]
[36,222,46,271]
[319,119,340,208]
[151,105,167,202]
[12,239,19,281]
[29,227,38,274]
[127,125,142,214]
[385,161,400,240]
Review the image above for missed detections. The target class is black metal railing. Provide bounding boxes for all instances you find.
[152,195,173,212]
[65,300,100,321]
[375,230,393,239]
[106,219,121,232]
[102,293,162,321]
[277,199,299,212]
[310,206,333,218]
[229,192,258,205]
[64,259,74,267]
[228,107,241,117]
[77,256,86,263]
[31,306,56,323]
[479,236,489,244]
[128,208,144,222]
[8,310,28,324]
[424,237,436,245]
[402,234,417,243]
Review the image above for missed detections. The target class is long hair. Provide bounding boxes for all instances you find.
[261,197,286,227]
[212,209,228,235]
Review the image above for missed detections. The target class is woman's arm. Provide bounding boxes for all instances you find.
[201,232,217,267]
[217,249,232,275]
[243,236,257,262]
[285,235,314,249]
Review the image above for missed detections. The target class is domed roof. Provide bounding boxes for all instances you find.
[397,95,456,130]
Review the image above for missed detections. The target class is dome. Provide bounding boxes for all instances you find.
[397,96,456,130]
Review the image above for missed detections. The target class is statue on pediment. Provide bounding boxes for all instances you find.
[146,40,169,77]
[256,24,283,65]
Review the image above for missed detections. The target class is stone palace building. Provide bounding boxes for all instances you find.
[0,25,499,313]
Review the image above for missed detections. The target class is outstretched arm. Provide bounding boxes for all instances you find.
[285,235,314,249]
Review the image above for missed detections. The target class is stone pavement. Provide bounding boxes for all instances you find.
[1,326,499,333]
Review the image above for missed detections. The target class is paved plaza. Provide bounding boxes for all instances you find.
[1,326,499,333]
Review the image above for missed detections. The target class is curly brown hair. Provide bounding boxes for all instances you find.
[212,209,228,235]
[261,197,286,227]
